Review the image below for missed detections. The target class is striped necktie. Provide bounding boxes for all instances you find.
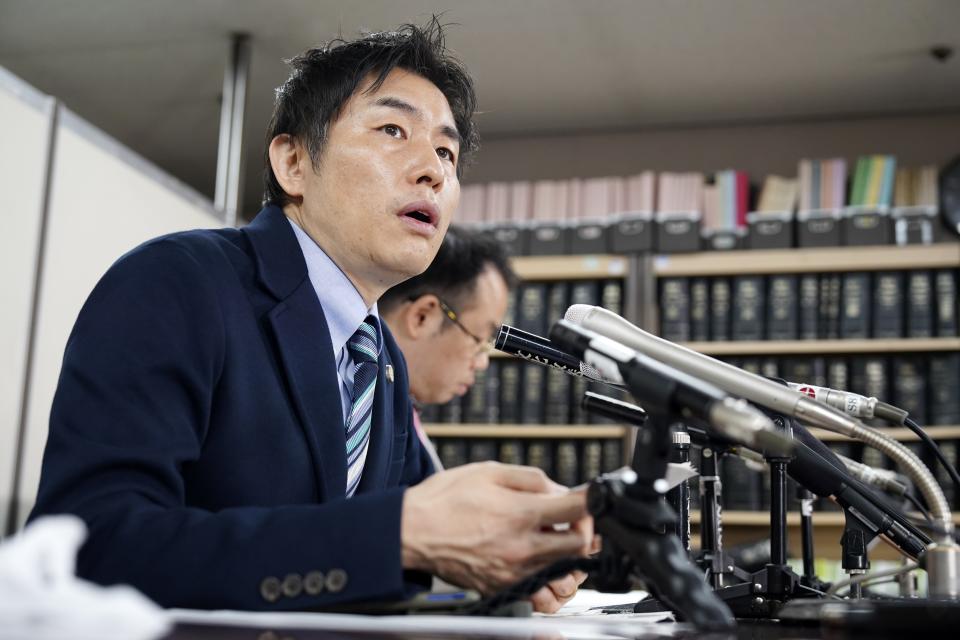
[345,316,379,497]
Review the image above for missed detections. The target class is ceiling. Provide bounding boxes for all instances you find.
[2,0,958,219]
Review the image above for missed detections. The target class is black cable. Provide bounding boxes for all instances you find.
[464,557,600,616]
[902,491,934,524]
[903,416,960,498]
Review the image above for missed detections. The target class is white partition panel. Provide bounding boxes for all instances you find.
[16,107,221,528]
[0,68,54,536]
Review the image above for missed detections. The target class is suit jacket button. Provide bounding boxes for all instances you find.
[304,570,325,595]
[282,573,303,598]
[325,568,348,593]
[260,576,282,602]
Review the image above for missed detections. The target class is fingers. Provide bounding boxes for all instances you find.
[529,584,564,613]
[490,463,565,494]
[529,573,581,613]
[533,492,589,527]
[525,529,593,566]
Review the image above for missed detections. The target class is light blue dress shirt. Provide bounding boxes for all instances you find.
[288,218,383,422]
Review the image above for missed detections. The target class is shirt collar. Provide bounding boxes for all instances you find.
[287,217,382,359]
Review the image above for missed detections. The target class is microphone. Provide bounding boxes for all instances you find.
[562,304,953,534]
[494,325,622,386]
[550,319,793,456]
[785,382,908,424]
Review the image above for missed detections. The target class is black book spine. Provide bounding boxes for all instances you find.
[935,269,958,337]
[781,357,826,387]
[462,367,488,423]
[601,279,624,316]
[798,273,819,340]
[580,440,603,484]
[710,277,732,341]
[872,271,904,338]
[659,277,691,341]
[483,361,501,424]
[418,404,440,424]
[498,439,525,466]
[929,354,960,425]
[517,282,549,337]
[840,272,871,339]
[569,280,601,308]
[850,356,890,418]
[760,357,780,380]
[437,439,468,468]
[468,439,498,463]
[525,440,554,478]
[891,356,927,425]
[826,357,849,392]
[690,277,710,342]
[601,438,624,472]
[544,367,572,424]
[437,397,463,424]
[720,454,761,510]
[767,274,798,340]
[907,270,934,337]
[555,440,580,487]
[823,273,842,339]
[519,363,546,424]
[547,282,569,335]
[731,275,766,340]
[498,361,522,424]
[570,375,590,424]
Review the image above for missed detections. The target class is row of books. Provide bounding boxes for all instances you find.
[508,279,623,338]
[455,159,939,228]
[428,432,958,510]
[423,352,960,428]
[659,268,959,342]
[706,437,959,511]
[432,437,624,488]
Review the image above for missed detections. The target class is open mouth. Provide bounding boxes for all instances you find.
[404,210,433,224]
[397,201,439,231]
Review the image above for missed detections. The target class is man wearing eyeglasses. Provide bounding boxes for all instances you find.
[380,226,516,469]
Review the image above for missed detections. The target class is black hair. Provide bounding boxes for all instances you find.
[379,226,517,317]
[263,17,479,207]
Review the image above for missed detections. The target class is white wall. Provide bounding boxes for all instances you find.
[0,66,223,531]
[0,70,53,535]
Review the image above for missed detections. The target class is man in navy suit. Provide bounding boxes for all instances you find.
[30,20,591,612]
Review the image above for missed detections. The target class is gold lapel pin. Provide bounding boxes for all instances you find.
[385,364,394,383]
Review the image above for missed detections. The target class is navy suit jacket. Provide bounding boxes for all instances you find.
[30,205,435,610]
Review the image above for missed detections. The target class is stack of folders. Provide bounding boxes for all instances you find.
[755,175,799,213]
[702,170,749,231]
[798,157,848,211]
[893,165,939,207]
[849,155,897,208]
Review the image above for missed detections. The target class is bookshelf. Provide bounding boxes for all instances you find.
[651,244,960,277]
[427,243,959,563]
[683,337,960,356]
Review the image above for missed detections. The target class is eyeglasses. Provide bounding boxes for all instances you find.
[437,298,495,356]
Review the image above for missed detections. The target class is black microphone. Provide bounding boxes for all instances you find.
[494,325,622,387]
[550,319,792,456]
[785,424,930,558]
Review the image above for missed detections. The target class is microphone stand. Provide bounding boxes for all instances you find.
[580,393,735,630]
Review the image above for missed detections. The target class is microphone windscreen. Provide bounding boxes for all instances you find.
[563,303,594,325]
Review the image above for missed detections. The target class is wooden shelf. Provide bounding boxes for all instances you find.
[424,424,628,439]
[692,510,960,527]
[510,254,629,281]
[653,243,960,277]
[808,425,960,442]
[689,511,960,561]
[681,337,960,356]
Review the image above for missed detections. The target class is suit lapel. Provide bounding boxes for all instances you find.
[245,205,347,500]
[267,286,347,500]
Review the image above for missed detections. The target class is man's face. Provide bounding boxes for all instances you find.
[418,266,510,405]
[295,69,461,301]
